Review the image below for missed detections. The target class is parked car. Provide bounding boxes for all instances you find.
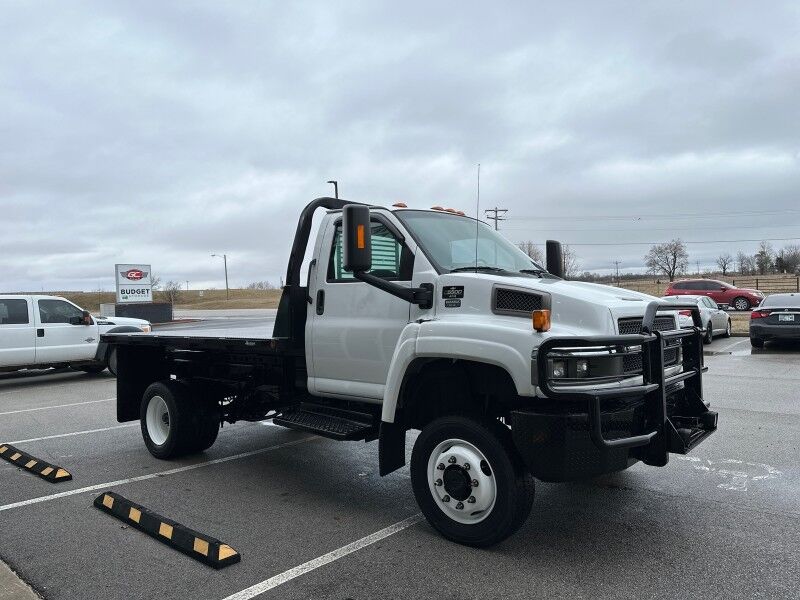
[750,293,800,348]
[0,295,151,375]
[663,295,732,343]
[664,279,763,311]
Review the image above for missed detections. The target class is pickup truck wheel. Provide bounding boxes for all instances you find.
[411,416,534,547]
[140,382,193,459]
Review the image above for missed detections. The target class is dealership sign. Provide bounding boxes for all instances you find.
[115,263,153,303]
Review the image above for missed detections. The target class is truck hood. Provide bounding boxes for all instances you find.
[435,273,671,336]
[96,316,150,329]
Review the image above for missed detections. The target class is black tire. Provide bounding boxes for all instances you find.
[411,415,534,547]
[732,296,751,311]
[723,319,732,338]
[750,337,764,348]
[704,322,714,344]
[140,381,219,459]
[76,363,107,374]
[107,348,118,377]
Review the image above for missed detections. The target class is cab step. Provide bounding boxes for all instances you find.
[273,404,379,441]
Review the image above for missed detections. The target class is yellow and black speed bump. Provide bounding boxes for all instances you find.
[0,444,72,483]
[93,491,240,569]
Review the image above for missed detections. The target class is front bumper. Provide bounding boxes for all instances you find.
[512,300,718,482]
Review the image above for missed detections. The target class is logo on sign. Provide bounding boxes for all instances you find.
[122,269,148,281]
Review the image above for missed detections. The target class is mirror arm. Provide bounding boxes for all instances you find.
[354,272,433,309]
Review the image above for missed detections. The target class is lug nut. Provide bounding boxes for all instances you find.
[434,478,443,486]
[456,502,464,510]
[437,463,445,471]
[448,456,457,464]
[467,496,476,503]
[442,495,450,503]
[463,462,470,470]
[471,479,479,487]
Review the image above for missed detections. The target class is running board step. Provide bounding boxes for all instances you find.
[272,404,379,441]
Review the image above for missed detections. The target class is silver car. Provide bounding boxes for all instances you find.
[663,295,732,343]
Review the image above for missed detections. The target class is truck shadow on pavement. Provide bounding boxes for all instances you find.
[0,368,113,392]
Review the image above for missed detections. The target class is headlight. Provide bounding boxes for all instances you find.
[576,359,589,377]
[141,325,152,333]
[552,361,566,378]
[546,348,641,383]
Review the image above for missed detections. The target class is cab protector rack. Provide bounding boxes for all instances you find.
[535,301,718,467]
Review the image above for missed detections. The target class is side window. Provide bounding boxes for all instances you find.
[673,282,687,290]
[0,300,29,325]
[706,298,718,309]
[327,221,411,282]
[38,299,83,324]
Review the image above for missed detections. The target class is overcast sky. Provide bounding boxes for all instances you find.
[2,1,799,292]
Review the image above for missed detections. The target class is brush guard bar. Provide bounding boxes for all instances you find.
[535,301,718,464]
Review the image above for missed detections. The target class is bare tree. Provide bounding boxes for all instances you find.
[163,280,182,305]
[777,244,800,274]
[644,239,688,282]
[245,280,275,290]
[516,241,544,264]
[151,276,162,291]
[562,245,580,279]
[755,241,774,275]
[715,253,733,276]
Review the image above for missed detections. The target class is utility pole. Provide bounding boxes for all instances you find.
[613,260,621,285]
[484,207,508,230]
[327,180,339,199]
[211,254,229,300]
[185,280,189,291]
[696,260,701,275]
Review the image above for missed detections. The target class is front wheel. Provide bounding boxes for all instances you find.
[704,322,714,344]
[732,297,751,311]
[410,416,534,547]
[723,319,732,338]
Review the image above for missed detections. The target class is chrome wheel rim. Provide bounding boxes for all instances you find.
[427,438,496,524]
[146,395,170,446]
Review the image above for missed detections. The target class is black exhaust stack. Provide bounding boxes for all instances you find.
[546,240,564,278]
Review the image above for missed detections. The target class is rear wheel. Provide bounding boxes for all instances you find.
[411,415,534,547]
[732,297,751,311]
[750,337,764,348]
[140,381,219,459]
[107,348,118,376]
[704,322,714,344]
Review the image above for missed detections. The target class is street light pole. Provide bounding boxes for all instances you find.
[327,180,339,199]
[211,254,229,300]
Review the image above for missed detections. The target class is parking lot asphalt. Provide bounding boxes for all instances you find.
[1,319,798,600]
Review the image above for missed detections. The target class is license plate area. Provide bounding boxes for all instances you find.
[778,314,795,322]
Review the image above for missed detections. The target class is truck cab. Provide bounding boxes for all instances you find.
[105,197,718,547]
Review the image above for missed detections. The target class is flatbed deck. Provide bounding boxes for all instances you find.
[101,333,296,356]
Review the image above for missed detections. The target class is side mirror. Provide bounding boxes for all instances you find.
[546,240,564,278]
[70,310,92,325]
[342,204,372,273]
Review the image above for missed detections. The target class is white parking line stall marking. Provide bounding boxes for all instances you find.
[675,455,782,491]
[0,437,315,513]
[4,423,138,445]
[0,398,115,416]
[221,514,424,600]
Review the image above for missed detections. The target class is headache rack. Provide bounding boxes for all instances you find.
[535,300,718,466]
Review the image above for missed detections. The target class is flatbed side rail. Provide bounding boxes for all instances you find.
[535,300,715,461]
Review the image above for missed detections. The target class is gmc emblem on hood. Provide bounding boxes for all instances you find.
[122,269,148,281]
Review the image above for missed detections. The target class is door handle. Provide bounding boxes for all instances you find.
[37,328,44,337]
[316,290,325,315]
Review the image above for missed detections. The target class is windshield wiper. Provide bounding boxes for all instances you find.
[449,266,507,273]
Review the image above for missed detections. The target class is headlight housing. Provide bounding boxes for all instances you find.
[140,325,152,334]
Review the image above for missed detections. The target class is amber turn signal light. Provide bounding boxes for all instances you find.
[532,309,551,332]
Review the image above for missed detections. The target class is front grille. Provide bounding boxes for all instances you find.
[493,288,544,315]
[618,316,675,335]
[622,353,643,373]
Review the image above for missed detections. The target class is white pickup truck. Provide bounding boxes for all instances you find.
[105,198,717,547]
[0,295,151,375]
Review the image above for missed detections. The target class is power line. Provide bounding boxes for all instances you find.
[484,207,508,230]
[528,236,800,247]
[507,208,800,222]
[503,221,800,233]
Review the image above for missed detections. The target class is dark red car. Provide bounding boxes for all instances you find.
[664,279,764,311]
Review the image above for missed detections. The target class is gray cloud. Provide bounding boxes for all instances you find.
[1,0,799,292]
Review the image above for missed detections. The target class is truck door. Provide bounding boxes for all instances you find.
[34,298,98,364]
[308,216,413,401]
[0,298,35,367]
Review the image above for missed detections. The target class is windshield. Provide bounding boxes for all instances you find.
[397,210,546,274]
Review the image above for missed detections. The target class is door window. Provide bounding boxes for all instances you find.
[327,221,411,282]
[0,300,29,325]
[38,299,83,324]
